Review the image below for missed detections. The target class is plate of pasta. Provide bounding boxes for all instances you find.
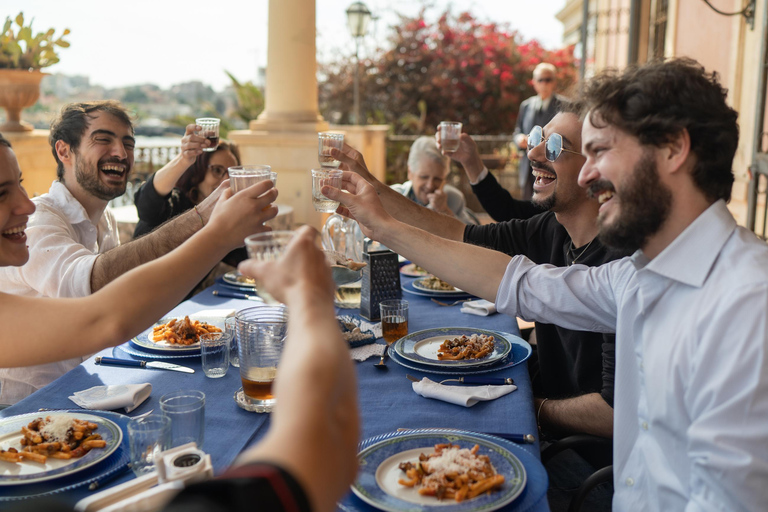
[393,328,512,369]
[352,430,526,512]
[130,315,225,354]
[0,412,122,486]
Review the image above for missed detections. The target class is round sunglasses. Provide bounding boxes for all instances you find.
[527,125,583,162]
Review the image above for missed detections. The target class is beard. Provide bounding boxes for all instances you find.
[596,151,672,252]
[74,157,127,201]
[530,163,557,211]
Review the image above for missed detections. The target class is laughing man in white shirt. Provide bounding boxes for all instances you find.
[324,58,768,510]
[0,101,276,404]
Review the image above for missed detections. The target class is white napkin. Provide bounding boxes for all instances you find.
[69,384,152,413]
[350,343,386,361]
[460,299,497,317]
[189,309,236,319]
[412,377,516,407]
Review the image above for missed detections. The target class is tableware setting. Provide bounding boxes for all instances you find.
[221,271,257,289]
[393,328,511,368]
[398,262,429,278]
[0,410,131,502]
[401,279,473,299]
[129,315,228,356]
[386,330,531,377]
[95,357,194,374]
[68,383,153,413]
[407,376,517,407]
[350,429,529,512]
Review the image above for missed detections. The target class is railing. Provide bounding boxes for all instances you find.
[110,145,180,207]
[386,134,521,214]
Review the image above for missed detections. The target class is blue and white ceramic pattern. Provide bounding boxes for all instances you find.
[352,430,526,512]
[394,328,512,368]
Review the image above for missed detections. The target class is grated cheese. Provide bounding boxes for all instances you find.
[38,415,73,442]
[422,447,488,487]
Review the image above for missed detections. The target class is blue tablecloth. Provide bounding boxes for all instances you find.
[1,278,549,511]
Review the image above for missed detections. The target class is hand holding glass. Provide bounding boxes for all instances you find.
[195,117,220,152]
[318,132,344,168]
[228,165,272,193]
[438,122,462,152]
[244,231,296,304]
[311,169,343,213]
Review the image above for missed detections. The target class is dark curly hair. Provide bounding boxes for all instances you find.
[582,58,738,203]
[176,140,241,203]
[49,101,134,180]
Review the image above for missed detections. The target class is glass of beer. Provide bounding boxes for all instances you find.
[236,305,288,413]
[244,231,296,304]
[311,169,343,213]
[196,117,220,152]
[318,132,344,168]
[228,165,272,194]
[380,299,409,345]
[438,121,463,152]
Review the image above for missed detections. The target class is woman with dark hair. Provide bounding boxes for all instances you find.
[133,124,241,238]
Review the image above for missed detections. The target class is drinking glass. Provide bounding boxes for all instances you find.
[200,332,231,378]
[225,316,239,367]
[311,169,343,213]
[236,305,288,413]
[228,165,272,193]
[128,414,171,477]
[195,117,220,152]
[244,231,296,304]
[380,299,409,345]
[318,132,344,168]
[159,390,205,448]
[438,121,463,152]
[270,171,278,186]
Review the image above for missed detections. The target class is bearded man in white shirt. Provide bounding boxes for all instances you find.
[323,58,768,510]
[0,101,276,404]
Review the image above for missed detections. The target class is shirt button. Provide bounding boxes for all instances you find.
[641,422,648,430]
[626,477,634,487]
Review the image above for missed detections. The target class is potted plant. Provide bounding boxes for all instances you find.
[0,13,70,132]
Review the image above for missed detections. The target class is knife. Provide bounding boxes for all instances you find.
[396,427,535,444]
[95,356,195,374]
[212,290,263,302]
[406,374,514,386]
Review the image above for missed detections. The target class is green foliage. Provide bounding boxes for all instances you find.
[0,12,70,70]
[225,70,264,125]
[319,8,578,134]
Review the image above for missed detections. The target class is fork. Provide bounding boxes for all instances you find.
[431,298,472,307]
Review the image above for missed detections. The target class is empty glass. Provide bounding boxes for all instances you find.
[225,316,239,367]
[128,414,171,477]
[195,118,220,152]
[318,132,344,168]
[200,332,230,378]
[311,169,343,213]
[159,390,205,448]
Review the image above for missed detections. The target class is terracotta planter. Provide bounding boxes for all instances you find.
[0,69,47,132]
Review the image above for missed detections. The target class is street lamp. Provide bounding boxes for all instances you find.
[346,2,372,125]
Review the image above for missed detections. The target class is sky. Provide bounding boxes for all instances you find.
[10,0,566,92]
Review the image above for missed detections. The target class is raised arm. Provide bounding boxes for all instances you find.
[0,181,278,368]
[234,227,359,512]
[150,124,209,196]
[323,172,511,302]
[331,144,466,241]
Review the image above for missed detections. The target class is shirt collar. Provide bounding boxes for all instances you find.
[47,180,93,226]
[538,96,552,111]
[638,200,736,288]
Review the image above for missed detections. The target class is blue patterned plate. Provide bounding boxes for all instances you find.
[394,328,511,368]
[0,412,122,486]
[352,430,526,512]
[388,333,530,376]
[130,315,226,355]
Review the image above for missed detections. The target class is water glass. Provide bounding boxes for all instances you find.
[228,165,272,193]
[200,332,231,378]
[195,117,220,152]
[159,390,205,448]
[438,121,463,152]
[225,316,239,367]
[236,305,289,413]
[318,132,344,168]
[244,231,296,304]
[311,169,343,213]
[128,414,171,477]
[380,299,409,345]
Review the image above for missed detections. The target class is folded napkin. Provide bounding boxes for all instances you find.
[412,377,516,407]
[350,343,386,362]
[69,384,152,413]
[460,299,497,317]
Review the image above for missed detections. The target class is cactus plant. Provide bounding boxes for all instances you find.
[0,12,70,70]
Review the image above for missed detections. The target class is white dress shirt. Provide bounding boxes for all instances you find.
[0,180,120,404]
[496,200,768,511]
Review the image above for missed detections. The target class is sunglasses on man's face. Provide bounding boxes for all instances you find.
[527,125,583,162]
[535,77,554,83]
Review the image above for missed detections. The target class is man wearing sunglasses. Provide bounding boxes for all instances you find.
[512,62,562,203]
[328,58,768,511]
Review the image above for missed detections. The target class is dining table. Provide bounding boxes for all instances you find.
[0,275,550,512]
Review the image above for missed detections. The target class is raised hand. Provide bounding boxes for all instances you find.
[205,180,278,250]
[435,131,485,182]
[320,171,393,241]
[179,123,211,166]
[330,143,378,184]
